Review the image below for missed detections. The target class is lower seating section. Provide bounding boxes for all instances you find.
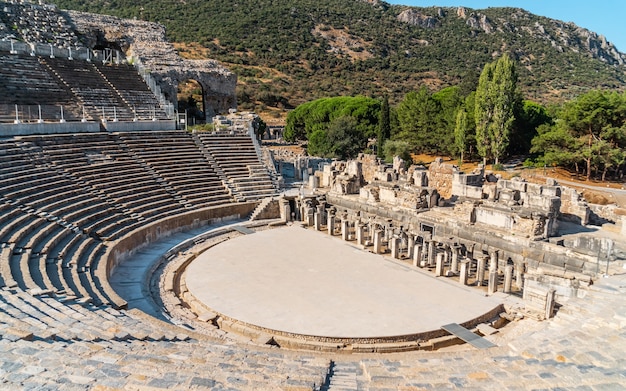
[195,132,279,201]
[0,130,276,306]
[0,288,331,389]
[118,131,235,208]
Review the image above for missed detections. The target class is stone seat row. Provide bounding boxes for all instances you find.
[0,288,191,343]
[0,288,332,389]
[1,53,170,122]
[0,130,278,305]
[22,132,240,210]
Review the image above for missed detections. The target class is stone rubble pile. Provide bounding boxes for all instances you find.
[0,1,81,48]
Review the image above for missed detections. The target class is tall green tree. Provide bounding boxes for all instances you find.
[327,116,365,159]
[433,86,463,155]
[530,90,626,180]
[558,90,626,179]
[454,108,468,164]
[285,96,380,141]
[509,100,551,155]
[377,95,391,157]
[474,54,519,165]
[395,87,440,153]
[474,61,495,163]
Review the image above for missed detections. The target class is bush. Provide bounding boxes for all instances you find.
[383,140,413,164]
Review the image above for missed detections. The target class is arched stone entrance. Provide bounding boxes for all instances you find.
[154,67,237,120]
[177,79,205,124]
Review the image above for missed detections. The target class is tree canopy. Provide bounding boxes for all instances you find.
[474,54,520,165]
[531,90,626,180]
[284,96,381,159]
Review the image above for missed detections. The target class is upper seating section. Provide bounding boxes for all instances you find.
[0,53,170,122]
[41,57,135,122]
[0,54,80,122]
[94,62,169,120]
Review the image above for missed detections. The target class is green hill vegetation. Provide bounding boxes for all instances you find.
[52,0,626,180]
[54,0,626,116]
[285,54,626,182]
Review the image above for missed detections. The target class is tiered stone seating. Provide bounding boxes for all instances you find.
[196,132,279,201]
[0,130,276,305]
[28,133,188,223]
[0,288,331,389]
[119,131,234,208]
[94,62,169,120]
[40,57,134,121]
[0,138,119,303]
[0,54,79,122]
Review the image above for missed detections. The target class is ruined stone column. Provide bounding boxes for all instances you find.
[306,208,315,227]
[328,215,335,236]
[384,223,392,241]
[435,252,445,276]
[316,205,325,225]
[356,224,365,246]
[281,199,291,222]
[299,205,305,222]
[314,212,321,231]
[390,236,400,259]
[504,265,513,293]
[367,223,376,245]
[476,256,487,286]
[459,259,469,285]
[515,263,524,289]
[487,269,498,295]
[341,219,349,241]
[427,241,436,267]
[487,255,498,295]
[490,251,499,273]
[450,245,460,274]
[413,243,422,267]
[373,230,383,254]
[407,235,415,260]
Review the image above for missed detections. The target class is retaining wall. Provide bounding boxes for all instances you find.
[98,202,257,308]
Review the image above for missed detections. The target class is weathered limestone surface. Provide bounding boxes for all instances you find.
[67,10,236,115]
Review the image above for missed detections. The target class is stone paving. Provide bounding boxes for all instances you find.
[1,267,625,389]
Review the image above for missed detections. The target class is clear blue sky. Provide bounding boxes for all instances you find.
[387,1,625,52]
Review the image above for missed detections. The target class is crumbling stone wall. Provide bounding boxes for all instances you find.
[357,154,381,184]
[67,10,236,115]
[428,157,457,199]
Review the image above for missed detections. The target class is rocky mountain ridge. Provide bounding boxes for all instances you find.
[398,6,623,66]
[50,0,626,109]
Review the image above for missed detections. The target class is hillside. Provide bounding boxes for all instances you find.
[54,0,626,116]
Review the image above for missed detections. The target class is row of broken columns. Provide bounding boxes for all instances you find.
[304,203,523,296]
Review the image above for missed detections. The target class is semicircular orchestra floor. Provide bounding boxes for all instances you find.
[185,225,503,340]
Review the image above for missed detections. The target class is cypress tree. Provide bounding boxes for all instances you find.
[377,95,391,157]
